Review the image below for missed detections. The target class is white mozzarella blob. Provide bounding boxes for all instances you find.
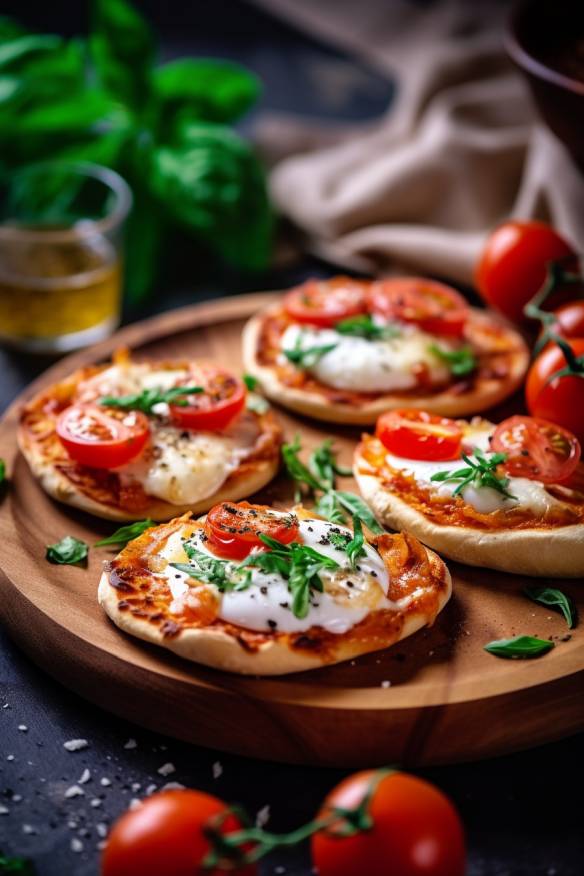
[158,518,396,635]
[280,323,451,393]
[384,421,562,515]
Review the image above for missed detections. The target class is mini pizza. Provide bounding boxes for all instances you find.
[98,501,452,675]
[18,352,282,522]
[354,410,584,577]
[243,276,529,424]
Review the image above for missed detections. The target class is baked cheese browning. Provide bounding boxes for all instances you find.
[255,306,525,406]
[103,513,450,661]
[357,433,584,531]
[19,358,282,516]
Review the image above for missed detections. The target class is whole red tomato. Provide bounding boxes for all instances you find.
[526,338,584,441]
[312,770,466,876]
[101,790,255,876]
[548,300,584,339]
[476,221,575,325]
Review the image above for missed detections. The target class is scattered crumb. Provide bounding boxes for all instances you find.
[381,680,392,688]
[160,782,185,791]
[12,795,22,803]
[97,840,107,851]
[157,762,176,777]
[124,738,137,750]
[256,805,270,828]
[96,823,108,839]
[70,838,84,853]
[78,769,91,785]
[22,824,37,835]
[129,798,142,811]
[64,785,85,799]
[131,782,141,793]
[18,725,28,732]
[6,755,14,761]
[145,784,157,795]
[100,778,112,787]
[212,761,223,779]
[67,821,78,830]
[0,805,9,816]
[64,739,89,752]
[90,799,102,808]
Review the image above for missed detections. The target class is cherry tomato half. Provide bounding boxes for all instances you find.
[376,410,463,461]
[205,501,299,559]
[312,770,466,876]
[475,221,575,325]
[491,415,581,484]
[526,338,584,443]
[169,365,246,431]
[101,790,255,876]
[369,278,469,337]
[56,404,149,469]
[283,277,368,327]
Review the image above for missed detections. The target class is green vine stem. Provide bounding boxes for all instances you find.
[202,768,394,869]
[523,256,582,358]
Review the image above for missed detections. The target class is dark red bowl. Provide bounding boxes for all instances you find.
[506,0,584,169]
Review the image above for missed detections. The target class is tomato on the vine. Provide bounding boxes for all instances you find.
[526,338,584,442]
[57,404,149,469]
[205,501,299,559]
[475,220,575,325]
[376,410,463,461]
[283,277,368,327]
[547,300,584,339]
[491,415,581,484]
[312,770,466,876]
[101,790,255,876]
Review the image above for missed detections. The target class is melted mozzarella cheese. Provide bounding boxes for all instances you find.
[158,518,396,635]
[385,420,563,515]
[76,362,258,506]
[280,323,451,392]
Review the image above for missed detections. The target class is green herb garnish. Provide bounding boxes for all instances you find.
[335,314,400,341]
[172,542,251,592]
[429,343,477,377]
[484,635,554,659]
[345,516,366,568]
[243,374,258,390]
[100,385,203,415]
[95,519,155,547]
[0,850,37,874]
[0,459,5,485]
[524,586,577,629]
[46,535,88,566]
[283,335,337,369]
[430,447,516,500]
[281,436,384,534]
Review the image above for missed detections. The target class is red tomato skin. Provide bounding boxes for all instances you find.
[376,410,462,461]
[283,277,368,327]
[549,301,584,339]
[205,501,300,560]
[312,771,466,876]
[101,790,256,876]
[369,278,469,337]
[526,338,584,442]
[476,221,574,325]
[57,405,150,469]
[169,378,246,431]
[491,415,580,484]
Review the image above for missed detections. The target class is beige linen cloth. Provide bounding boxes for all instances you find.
[252,0,584,284]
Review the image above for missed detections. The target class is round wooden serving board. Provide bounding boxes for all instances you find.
[1,293,583,768]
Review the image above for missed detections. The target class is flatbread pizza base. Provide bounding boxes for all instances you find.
[242,307,529,425]
[354,451,584,578]
[98,520,452,675]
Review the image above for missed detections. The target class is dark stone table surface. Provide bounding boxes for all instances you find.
[1,2,583,873]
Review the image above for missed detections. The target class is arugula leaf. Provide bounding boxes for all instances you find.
[173,542,251,592]
[95,519,154,547]
[484,636,554,659]
[309,439,351,490]
[524,586,577,629]
[333,491,385,535]
[100,385,203,415]
[429,344,477,377]
[335,314,400,341]
[283,334,337,369]
[282,435,327,494]
[430,448,515,500]
[243,374,258,391]
[90,0,155,109]
[46,535,88,566]
[151,59,260,130]
[0,849,37,874]
[345,516,366,568]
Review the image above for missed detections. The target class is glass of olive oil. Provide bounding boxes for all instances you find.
[0,161,132,353]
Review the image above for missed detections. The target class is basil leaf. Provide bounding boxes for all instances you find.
[0,849,37,874]
[95,519,154,547]
[0,34,61,72]
[46,535,88,566]
[281,436,326,494]
[314,490,346,525]
[333,491,385,535]
[484,635,554,659]
[524,586,577,630]
[346,516,366,568]
[429,343,477,377]
[152,58,260,129]
[147,125,272,272]
[90,0,155,109]
[283,338,337,369]
[100,385,202,415]
[335,314,400,341]
[243,374,258,391]
[309,439,351,490]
